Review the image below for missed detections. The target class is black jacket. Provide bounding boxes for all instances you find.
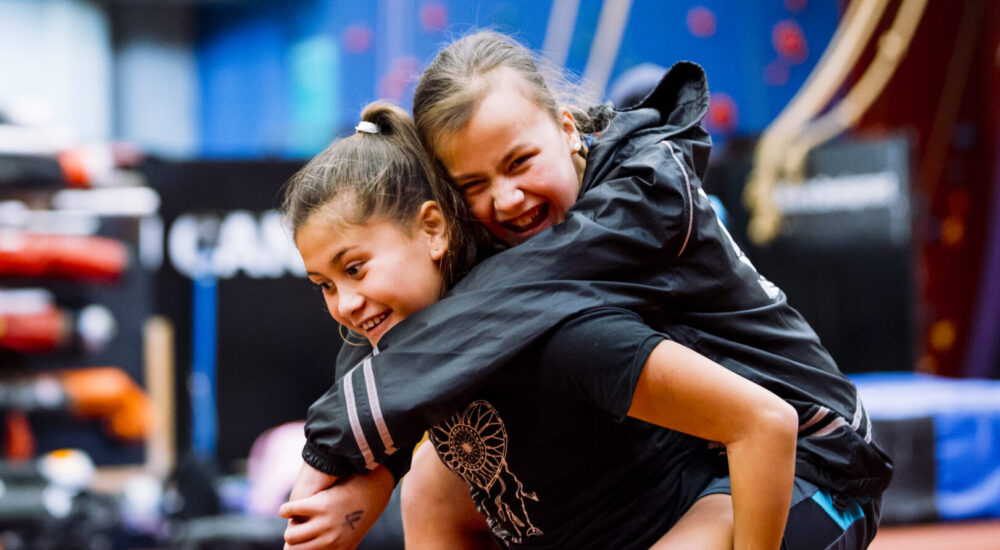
[302,61,893,498]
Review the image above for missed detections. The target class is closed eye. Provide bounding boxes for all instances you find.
[458,179,486,193]
[458,179,487,194]
[510,154,532,171]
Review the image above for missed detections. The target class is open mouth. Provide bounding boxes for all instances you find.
[360,312,389,332]
[501,203,549,234]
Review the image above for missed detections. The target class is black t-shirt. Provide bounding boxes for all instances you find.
[428,307,722,549]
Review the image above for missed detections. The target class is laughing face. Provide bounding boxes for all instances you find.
[296,203,448,347]
[438,70,583,245]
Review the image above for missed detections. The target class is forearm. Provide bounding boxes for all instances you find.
[627,340,799,550]
[333,466,396,539]
[281,465,396,550]
[288,462,339,502]
[725,412,797,550]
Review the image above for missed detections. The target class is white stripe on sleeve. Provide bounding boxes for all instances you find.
[342,368,377,471]
[362,357,396,454]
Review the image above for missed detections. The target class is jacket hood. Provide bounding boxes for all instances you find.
[582,61,711,194]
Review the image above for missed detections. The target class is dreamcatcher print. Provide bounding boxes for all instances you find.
[430,400,543,543]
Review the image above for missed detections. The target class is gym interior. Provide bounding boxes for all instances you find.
[1,0,998,548]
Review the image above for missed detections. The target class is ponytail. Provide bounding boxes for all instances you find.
[281,101,487,288]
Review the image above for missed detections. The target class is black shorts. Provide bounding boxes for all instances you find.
[698,476,881,550]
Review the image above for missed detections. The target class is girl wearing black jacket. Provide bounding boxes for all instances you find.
[281,31,890,550]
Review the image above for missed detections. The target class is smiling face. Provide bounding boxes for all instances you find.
[437,70,583,245]
[296,202,448,347]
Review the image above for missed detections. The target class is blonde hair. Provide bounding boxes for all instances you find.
[413,30,612,155]
[281,101,485,287]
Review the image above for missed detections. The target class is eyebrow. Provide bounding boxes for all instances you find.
[332,247,352,263]
[305,246,353,277]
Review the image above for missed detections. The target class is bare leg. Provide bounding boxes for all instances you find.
[649,493,734,549]
[400,443,499,550]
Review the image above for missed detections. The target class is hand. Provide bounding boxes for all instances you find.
[287,462,339,505]
[280,465,395,550]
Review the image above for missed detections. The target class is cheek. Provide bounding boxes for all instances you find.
[388,255,443,313]
[467,195,497,226]
[323,294,342,321]
[536,169,577,219]
[393,283,437,318]
[556,183,578,214]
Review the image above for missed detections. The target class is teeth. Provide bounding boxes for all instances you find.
[508,205,543,230]
[361,312,389,331]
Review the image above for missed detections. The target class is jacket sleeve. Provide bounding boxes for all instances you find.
[297,132,716,476]
[302,341,414,481]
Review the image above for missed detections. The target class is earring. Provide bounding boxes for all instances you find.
[572,140,582,153]
[339,324,367,346]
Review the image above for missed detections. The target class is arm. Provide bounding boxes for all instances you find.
[286,461,339,503]
[627,339,798,550]
[301,342,415,479]
[280,464,394,550]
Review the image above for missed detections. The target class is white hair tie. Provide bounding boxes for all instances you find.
[355,121,379,134]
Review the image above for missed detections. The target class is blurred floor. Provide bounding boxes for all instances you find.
[870,520,1000,550]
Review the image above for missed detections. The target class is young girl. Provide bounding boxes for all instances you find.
[283,32,891,549]
[281,101,802,550]
[280,100,486,547]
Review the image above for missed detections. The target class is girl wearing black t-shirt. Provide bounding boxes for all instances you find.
[280,98,802,549]
[282,31,889,550]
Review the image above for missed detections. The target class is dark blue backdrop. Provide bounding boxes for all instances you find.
[196,0,840,157]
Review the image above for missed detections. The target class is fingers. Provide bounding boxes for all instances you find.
[280,491,330,519]
[283,539,340,550]
[282,480,380,550]
[283,518,357,550]
[283,536,327,550]
[279,499,308,519]
[284,516,327,546]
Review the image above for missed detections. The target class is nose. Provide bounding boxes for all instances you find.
[492,178,525,217]
[334,286,365,321]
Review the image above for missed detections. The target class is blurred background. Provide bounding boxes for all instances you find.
[0,0,998,548]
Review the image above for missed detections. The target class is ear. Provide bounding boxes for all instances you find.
[417,201,449,261]
[557,106,582,153]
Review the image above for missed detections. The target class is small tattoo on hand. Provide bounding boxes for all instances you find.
[345,510,363,530]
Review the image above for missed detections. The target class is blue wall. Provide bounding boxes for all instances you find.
[196,0,839,158]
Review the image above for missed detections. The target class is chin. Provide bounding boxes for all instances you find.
[367,322,396,347]
[516,223,553,243]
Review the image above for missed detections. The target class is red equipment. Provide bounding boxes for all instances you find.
[0,233,128,282]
